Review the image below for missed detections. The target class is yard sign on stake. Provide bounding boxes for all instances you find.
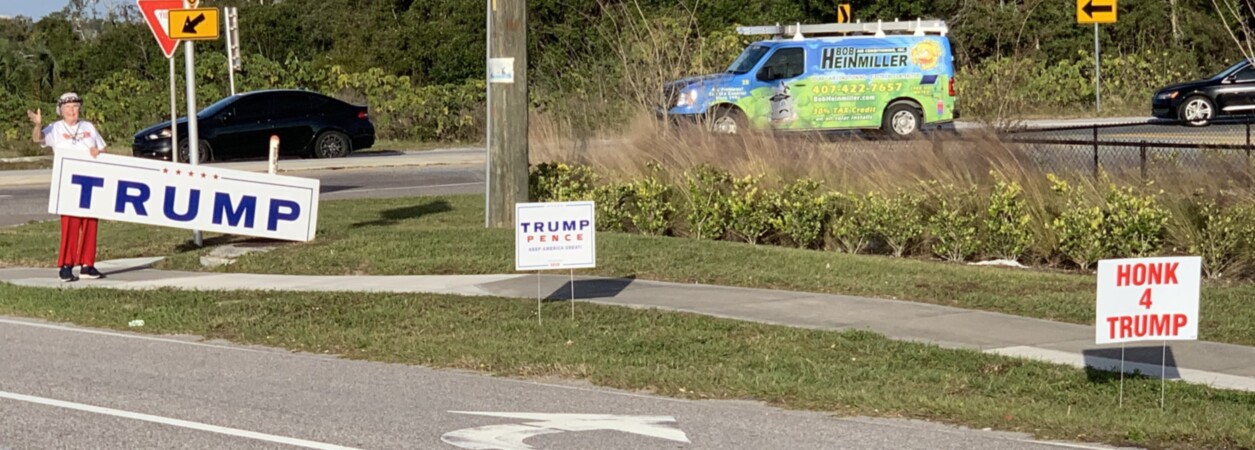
[515,201,596,324]
[1096,255,1201,409]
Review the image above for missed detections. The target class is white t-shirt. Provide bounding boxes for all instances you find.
[41,120,107,155]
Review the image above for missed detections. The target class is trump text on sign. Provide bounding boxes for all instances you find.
[515,202,596,271]
[48,153,320,242]
[1095,256,1200,344]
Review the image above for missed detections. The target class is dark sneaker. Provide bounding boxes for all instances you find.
[80,266,105,279]
[58,266,78,282]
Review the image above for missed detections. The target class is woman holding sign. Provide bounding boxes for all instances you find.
[28,92,107,282]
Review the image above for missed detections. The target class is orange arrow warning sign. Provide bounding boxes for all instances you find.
[1077,0,1117,23]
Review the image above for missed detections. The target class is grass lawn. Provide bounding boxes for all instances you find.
[2,194,1254,348]
[0,282,1250,450]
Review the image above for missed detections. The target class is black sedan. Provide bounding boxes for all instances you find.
[1152,59,1255,126]
[132,89,375,162]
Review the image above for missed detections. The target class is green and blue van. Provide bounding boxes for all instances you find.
[660,20,958,137]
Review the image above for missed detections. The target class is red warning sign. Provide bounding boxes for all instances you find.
[138,0,185,58]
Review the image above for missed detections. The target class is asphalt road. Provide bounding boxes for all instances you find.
[0,165,484,228]
[0,317,1123,450]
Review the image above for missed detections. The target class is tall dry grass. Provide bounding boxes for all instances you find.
[529,106,1255,263]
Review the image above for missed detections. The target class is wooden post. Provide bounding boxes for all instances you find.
[487,0,529,228]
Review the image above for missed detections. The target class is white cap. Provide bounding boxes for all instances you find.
[58,92,82,106]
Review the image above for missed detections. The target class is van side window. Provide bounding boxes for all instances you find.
[757,48,805,82]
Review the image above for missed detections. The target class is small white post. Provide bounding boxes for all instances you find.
[269,135,279,175]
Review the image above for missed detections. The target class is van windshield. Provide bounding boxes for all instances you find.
[727,45,770,74]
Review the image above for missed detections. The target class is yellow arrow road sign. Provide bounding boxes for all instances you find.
[838,4,851,23]
[1077,0,1116,23]
[168,8,219,40]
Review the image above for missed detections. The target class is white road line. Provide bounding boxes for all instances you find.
[323,182,481,196]
[1016,440,1120,450]
[0,390,359,450]
[0,195,11,199]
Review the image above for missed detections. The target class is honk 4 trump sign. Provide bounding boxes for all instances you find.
[48,153,320,242]
[515,201,595,271]
[1095,256,1201,344]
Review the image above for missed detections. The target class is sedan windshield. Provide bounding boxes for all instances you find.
[198,95,241,118]
[727,45,770,74]
[1212,59,1252,79]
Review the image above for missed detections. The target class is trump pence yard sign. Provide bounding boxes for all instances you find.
[48,152,320,242]
[1096,256,1201,344]
[515,201,596,271]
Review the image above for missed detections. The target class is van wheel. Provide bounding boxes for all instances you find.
[882,103,922,138]
[709,107,747,134]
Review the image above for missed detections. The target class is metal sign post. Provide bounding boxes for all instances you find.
[182,0,202,246]
[224,6,240,96]
[1077,0,1116,114]
[1094,23,1101,113]
[170,55,178,161]
[484,0,492,228]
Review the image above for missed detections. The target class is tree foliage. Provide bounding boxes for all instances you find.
[1,0,1250,148]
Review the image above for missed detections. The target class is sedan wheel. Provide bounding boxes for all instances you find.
[177,139,212,163]
[1181,97,1214,126]
[314,131,352,158]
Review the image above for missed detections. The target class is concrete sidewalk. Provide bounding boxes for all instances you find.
[0,147,484,187]
[3,256,1254,393]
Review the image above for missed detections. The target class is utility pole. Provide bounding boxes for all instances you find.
[486,0,528,228]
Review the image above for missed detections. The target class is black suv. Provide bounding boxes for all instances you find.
[1152,59,1255,126]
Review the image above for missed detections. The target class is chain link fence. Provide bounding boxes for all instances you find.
[993,116,1255,180]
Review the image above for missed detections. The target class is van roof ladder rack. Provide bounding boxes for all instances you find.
[736,18,948,40]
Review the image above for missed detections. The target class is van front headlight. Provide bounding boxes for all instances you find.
[676,88,698,107]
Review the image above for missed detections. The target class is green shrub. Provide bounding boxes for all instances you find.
[981,176,1034,261]
[593,182,634,233]
[1103,183,1170,258]
[867,189,926,257]
[624,164,675,235]
[926,184,982,262]
[1048,174,1170,270]
[828,192,875,254]
[682,165,732,240]
[529,162,597,202]
[768,178,829,249]
[724,174,773,245]
[1178,196,1255,279]
[1048,175,1107,270]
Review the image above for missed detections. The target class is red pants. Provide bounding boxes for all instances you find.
[58,216,98,267]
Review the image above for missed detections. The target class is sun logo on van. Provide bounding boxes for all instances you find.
[910,41,943,70]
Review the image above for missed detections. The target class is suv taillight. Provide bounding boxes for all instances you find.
[949,78,956,97]
[357,111,368,120]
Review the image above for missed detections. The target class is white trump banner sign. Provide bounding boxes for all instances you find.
[48,152,320,242]
[515,201,595,271]
[1096,256,1201,345]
